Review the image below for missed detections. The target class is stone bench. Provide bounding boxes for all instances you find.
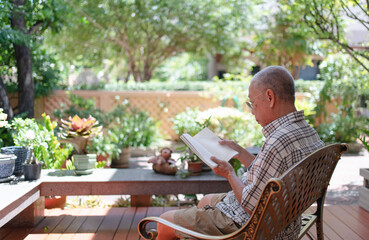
[0,168,231,228]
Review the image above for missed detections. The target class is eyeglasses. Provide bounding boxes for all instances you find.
[246,91,265,110]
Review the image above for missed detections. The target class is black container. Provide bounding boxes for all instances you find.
[23,163,42,181]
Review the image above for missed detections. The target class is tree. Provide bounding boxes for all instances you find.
[50,0,254,82]
[0,0,67,118]
[251,1,319,79]
[300,0,369,73]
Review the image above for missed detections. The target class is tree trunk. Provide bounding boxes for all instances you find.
[143,63,152,82]
[11,0,34,118]
[0,76,14,119]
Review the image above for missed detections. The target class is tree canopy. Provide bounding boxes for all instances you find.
[49,0,255,82]
[300,0,369,72]
[0,0,68,118]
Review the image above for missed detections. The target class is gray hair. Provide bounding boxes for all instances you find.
[252,66,295,102]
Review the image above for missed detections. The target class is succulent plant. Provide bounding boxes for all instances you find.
[58,115,102,154]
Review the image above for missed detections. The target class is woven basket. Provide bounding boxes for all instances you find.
[1,146,30,176]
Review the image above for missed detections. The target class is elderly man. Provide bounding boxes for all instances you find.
[157,66,324,239]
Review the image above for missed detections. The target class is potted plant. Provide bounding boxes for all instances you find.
[38,113,73,209]
[5,117,46,180]
[177,146,203,176]
[359,118,369,212]
[23,148,42,181]
[106,101,159,168]
[58,115,102,175]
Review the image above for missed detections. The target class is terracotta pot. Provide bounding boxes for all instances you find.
[111,147,131,168]
[188,161,203,175]
[45,196,67,209]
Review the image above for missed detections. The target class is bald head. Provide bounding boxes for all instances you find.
[251,66,295,103]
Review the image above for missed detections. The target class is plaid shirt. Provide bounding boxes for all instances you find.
[216,111,324,239]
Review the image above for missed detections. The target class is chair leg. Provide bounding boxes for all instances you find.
[315,217,324,240]
[306,232,314,240]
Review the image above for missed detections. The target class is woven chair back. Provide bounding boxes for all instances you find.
[138,144,347,240]
[242,143,347,239]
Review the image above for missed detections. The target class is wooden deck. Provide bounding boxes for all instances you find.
[0,205,368,240]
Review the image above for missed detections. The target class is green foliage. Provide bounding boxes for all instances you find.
[0,0,69,97]
[54,94,162,158]
[359,118,369,153]
[294,79,324,98]
[314,53,369,143]
[172,108,203,137]
[251,1,319,78]
[205,73,251,111]
[38,113,72,169]
[153,53,208,82]
[61,79,251,92]
[316,112,365,143]
[300,0,369,73]
[107,100,161,149]
[10,118,43,148]
[0,108,13,147]
[53,92,107,126]
[172,107,264,147]
[9,114,72,168]
[151,195,179,207]
[112,196,131,207]
[49,0,255,82]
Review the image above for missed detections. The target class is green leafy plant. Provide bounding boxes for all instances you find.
[0,108,12,148]
[316,113,365,144]
[106,100,160,149]
[312,53,369,144]
[172,107,264,147]
[53,92,108,127]
[38,113,73,169]
[359,118,369,153]
[10,117,49,164]
[58,115,103,154]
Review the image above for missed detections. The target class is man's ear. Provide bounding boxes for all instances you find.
[266,89,275,108]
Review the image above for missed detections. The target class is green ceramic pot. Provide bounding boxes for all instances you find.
[73,154,97,175]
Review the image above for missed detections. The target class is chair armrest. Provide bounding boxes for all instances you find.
[138,216,242,240]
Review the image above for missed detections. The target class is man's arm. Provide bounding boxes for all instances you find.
[211,157,252,215]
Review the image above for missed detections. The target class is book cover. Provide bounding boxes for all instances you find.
[180,127,238,169]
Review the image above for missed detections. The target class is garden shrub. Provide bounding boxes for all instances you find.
[314,53,369,143]
[172,107,264,147]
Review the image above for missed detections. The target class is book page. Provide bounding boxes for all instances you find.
[180,128,238,168]
[180,134,217,168]
[193,128,238,162]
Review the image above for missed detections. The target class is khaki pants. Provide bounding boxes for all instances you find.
[173,193,240,239]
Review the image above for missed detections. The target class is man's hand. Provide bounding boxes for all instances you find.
[211,156,249,213]
[211,156,235,179]
[218,139,255,167]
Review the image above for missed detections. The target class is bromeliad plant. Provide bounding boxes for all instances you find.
[58,115,102,154]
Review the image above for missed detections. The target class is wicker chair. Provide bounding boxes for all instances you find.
[138,143,348,240]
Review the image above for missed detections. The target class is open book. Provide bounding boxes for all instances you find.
[180,127,238,169]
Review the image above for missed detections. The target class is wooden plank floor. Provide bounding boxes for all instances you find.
[0,205,368,240]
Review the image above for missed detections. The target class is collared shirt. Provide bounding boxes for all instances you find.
[216,110,324,238]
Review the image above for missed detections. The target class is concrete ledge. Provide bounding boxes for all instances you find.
[0,184,42,228]
[0,168,231,227]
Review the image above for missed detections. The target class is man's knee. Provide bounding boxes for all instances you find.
[157,210,177,240]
